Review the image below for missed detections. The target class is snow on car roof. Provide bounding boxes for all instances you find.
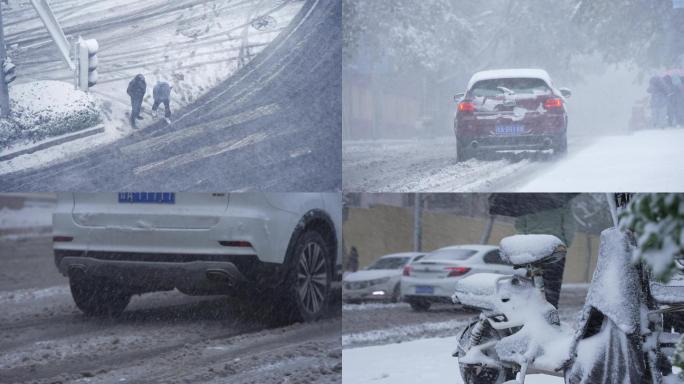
[380,252,424,259]
[434,244,498,253]
[467,68,552,89]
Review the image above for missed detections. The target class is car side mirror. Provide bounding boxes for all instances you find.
[559,87,572,98]
[454,93,465,102]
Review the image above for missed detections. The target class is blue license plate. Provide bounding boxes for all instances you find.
[495,123,525,136]
[415,286,434,294]
[118,192,176,204]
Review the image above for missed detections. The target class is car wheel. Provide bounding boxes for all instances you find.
[554,133,567,156]
[277,230,332,323]
[390,284,401,303]
[69,271,131,317]
[408,298,431,311]
[457,140,471,162]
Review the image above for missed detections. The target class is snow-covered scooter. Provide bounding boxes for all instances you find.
[452,228,673,384]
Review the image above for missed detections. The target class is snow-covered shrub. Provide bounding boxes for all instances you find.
[621,194,683,281]
[0,81,101,149]
[621,193,684,377]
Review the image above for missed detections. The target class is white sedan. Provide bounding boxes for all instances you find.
[401,244,518,311]
[343,252,425,303]
[52,192,341,323]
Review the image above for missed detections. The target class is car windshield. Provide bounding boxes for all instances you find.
[367,257,411,270]
[423,249,477,261]
[469,78,551,98]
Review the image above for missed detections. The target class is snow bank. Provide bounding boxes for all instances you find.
[343,336,563,384]
[0,81,101,149]
[500,234,564,265]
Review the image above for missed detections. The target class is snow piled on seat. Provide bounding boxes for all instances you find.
[500,234,564,265]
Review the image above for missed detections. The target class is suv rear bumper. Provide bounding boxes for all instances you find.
[55,250,276,294]
[458,133,564,151]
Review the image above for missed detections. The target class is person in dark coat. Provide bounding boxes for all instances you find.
[347,246,359,273]
[514,202,576,309]
[127,74,146,128]
[647,75,668,128]
[152,81,172,119]
[671,74,684,127]
[663,75,679,127]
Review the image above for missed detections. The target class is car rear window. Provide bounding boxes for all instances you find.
[469,78,551,98]
[367,257,410,270]
[423,249,477,261]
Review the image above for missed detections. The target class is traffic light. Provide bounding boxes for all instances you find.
[3,58,16,84]
[78,37,98,90]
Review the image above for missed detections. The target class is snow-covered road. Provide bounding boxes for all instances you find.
[517,128,684,191]
[0,232,341,383]
[343,128,684,192]
[0,0,341,191]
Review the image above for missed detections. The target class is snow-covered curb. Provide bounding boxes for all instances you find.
[342,319,472,348]
[0,81,101,150]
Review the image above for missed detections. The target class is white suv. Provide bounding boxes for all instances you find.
[53,193,341,323]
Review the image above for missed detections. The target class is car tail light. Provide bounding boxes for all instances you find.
[52,236,73,242]
[218,240,252,247]
[458,101,475,113]
[403,265,412,276]
[445,267,471,277]
[543,98,563,109]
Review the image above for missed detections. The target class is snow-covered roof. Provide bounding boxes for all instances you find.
[379,252,424,259]
[467,68,552,89]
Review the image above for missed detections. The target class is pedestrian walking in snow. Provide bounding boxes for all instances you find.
[647,75,668,128]
[671,74,684,127]
[152,81,172,122]
[663,74,679,127]
[127,74,147,128]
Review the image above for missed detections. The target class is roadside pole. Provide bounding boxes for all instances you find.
[0,3,10,118]
[413,193,422,252]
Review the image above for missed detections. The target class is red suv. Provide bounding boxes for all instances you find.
[453,69,571,162]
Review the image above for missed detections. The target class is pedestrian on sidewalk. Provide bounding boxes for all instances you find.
[152,81,172,121]
[127,74,147,128]
[647,75,668,128]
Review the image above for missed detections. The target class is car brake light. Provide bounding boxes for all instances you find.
[458,102,475,113]
[52,236,73,242]
[544,98,563,109]
[218,241,252,247]
[403,265,411,276]
[445,267,471,277]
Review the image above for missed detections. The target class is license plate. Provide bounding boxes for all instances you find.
[495,123,525,136]
[415,286,434,294]
[118,192,176,204]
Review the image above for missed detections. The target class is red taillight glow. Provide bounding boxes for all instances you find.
[543,98,563,109]
[458,102,475,112]
[218,241,252,247]
[445,267,471,277]
[403,265,412,276]
[52,236,73,242]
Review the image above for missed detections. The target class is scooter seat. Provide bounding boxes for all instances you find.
[500,234,566,267]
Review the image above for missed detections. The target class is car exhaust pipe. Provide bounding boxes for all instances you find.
[206,269,235,286]
[470,141,479,149]
[543,138,552,147]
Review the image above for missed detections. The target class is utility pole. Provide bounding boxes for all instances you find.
[0,3,10,118]
[413,193,422,252]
